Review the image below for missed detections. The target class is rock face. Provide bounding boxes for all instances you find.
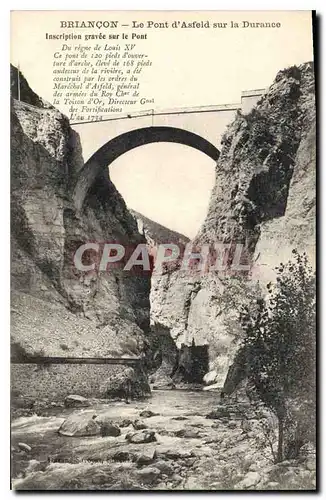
[130,212,211,388]
[100,366,150,400]
[130,209,190,249]
[11,67,151,398]
[129,211,190,387]
[149,62,316,386]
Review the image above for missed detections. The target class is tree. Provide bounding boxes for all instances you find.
[239,250,316,462]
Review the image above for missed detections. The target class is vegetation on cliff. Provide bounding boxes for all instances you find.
[239,251,315,462]
[150,62,315,388]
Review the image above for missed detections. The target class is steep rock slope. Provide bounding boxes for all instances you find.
[130,209,190,248]
[129,210,191,387]
[11,68,151,361]
[150,62,315,386]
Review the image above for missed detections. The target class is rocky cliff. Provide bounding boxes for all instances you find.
[129,210,191,388]
[10,61,315,396]
[130,209,190,249]
[11,67,151,362]
[150,62,316,387]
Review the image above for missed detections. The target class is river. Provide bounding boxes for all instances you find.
[11,389,315,490]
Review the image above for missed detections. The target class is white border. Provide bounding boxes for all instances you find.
[2,1,325,11]
[2,2,324,498]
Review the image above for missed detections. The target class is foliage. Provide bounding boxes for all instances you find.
[239,251,316,461]
[221,276,263,343]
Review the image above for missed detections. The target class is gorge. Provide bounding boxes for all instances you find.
[11,60,316,397]
[10,61,316,490]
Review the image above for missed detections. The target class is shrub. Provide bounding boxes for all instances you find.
[239,251,315,462]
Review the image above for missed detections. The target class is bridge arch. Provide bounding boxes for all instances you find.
[73,126,220,210]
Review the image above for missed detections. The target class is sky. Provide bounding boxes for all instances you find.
[11,11,314,237]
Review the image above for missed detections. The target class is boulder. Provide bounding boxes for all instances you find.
[118,418,133,428]
[132,419,148,430]
[139,410,159,418]
[94,416,121,437]
[133,448,157,465]
[17,442,32,453]
[58,412,101,437]
[234,471,261,490]
[266,481,280,489]
[203,370,218,385]
[125,430,157,444]
[64,395,91,408]
[174,428,200,439]
[153,381,176,390]
[136,467,160,485]
[101,423,121,437]
[112,451,135,462]
[163,449,195,460]
[154,460,175,476]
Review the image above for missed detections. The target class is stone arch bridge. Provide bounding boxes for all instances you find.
[72,89,265,210]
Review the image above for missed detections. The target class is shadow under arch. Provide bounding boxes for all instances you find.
[73,126,220,210]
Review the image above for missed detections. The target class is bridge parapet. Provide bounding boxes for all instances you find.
[241,88,266,114]
[71,88,266,161]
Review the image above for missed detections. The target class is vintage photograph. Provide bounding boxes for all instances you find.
[10,10,316,491]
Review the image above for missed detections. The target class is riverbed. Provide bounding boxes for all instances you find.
[11,390,316,491]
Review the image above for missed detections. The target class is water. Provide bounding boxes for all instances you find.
[144,389,220,416]
[11,389,221,480]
